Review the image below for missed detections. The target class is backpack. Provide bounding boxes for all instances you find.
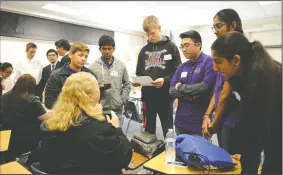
[131,131,165,158]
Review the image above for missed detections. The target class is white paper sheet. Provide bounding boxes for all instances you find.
[131,76,153,86]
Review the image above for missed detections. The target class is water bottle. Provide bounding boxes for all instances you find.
[165,128,176,164]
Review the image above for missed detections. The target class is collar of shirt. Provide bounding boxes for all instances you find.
[101,56,114,69]
[66,63,79,74]
[50,61,58,71]
[64,51,70,56]
[191,52,204,65]
[26,57,36,63]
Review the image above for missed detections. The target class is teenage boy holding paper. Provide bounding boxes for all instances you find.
[133,15,181,138]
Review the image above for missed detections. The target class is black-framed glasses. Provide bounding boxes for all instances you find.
[179,43,199,49]
[211,23,227,33]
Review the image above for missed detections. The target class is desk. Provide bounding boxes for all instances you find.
[144,152,241,174]
[0,130,11,152]
[128,152,149,170]
[0,161,32,174]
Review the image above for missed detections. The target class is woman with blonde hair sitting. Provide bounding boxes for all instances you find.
[37,72,132,174]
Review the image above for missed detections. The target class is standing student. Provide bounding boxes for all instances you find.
[202,9,243,154]
[133,15,181,137]
[14,42,43,84]
[45,42,97,109]
[36,49,61,102]
[0,62,13,97]
[211,31,281,174]
[169,30,216,135]
[55,39,71,66]
[89,35,131,125]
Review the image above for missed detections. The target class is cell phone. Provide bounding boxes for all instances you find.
[103,110,112,120]
[104,83,112,89]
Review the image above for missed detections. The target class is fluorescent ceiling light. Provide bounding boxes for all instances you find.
[258,1,281,5]
[41,4,82,16]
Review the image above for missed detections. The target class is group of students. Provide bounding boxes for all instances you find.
[135,8,281,174]
[0,7,281,174]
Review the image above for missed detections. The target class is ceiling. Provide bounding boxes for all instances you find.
[1,1,282,34]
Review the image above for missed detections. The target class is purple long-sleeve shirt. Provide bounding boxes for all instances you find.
[170,52,216,132]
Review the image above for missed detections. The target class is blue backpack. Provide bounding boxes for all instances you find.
[176,134,235,171]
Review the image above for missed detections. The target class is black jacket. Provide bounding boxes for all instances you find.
[38,114,132,174]
[36,62,61,101]
[60,54,70,67]
[45,64,97,109]
[230,61,282,173]
[136,36,181,101]
[1,92,46,160]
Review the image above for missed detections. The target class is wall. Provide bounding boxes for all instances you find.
[0,36,101,67]
[249,29,282,63]
[114,31,146,76]
[0,36,102,91]
[0,10,114,45]
[173,25,282,63]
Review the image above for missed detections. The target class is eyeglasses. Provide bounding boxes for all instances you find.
[211,23,227,33]
[179,43,199,49]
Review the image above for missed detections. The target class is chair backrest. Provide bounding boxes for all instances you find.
[124,101,142,123]
[30,162,47,174]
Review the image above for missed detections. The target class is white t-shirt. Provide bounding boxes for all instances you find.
[14,57,43,84]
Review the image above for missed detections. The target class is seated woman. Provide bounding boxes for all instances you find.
[1,74,46,162]
[37,72,132,174]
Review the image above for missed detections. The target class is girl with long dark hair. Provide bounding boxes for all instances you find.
[211,31,281,174]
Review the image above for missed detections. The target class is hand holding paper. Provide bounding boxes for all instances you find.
[151,78,164,88]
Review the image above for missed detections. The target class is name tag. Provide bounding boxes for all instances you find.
[181,72,188,78]
[164,54,172,60]
[111,71,118,77]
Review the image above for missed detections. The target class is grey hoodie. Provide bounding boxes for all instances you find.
[89,57,131,111]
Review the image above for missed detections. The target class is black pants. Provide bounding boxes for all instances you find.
[232,122,282,174]
[217,126,234,154]
[144,98,173,138]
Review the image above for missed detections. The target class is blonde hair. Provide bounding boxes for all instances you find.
[143,15,161,32]
[44,72,104,131]
[70,41,90,54]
